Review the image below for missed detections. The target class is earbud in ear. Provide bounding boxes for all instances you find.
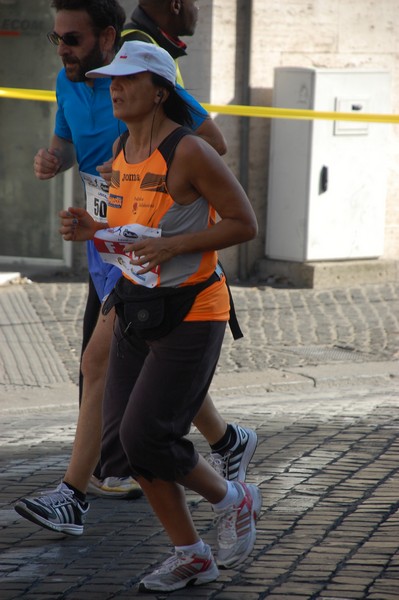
[158,91,164,98]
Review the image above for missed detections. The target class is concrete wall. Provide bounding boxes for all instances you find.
[0,0,66,266]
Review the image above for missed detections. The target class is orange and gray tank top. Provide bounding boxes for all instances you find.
[107,127,229,321]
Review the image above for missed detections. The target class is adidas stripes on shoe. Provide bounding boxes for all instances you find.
[209,424,258,481]
[214,481,262,569]
[14,482,89,536]
[139,544,219,592]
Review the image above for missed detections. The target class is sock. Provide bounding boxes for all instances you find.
[210,423,236,453]
[175,539,207,555]
[212,481,239,512]
[62,481,86,503]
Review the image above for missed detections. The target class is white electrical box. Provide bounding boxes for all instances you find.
[266,67,391,262]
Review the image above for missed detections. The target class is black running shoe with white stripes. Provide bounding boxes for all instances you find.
[208,424,258,481]
[14,482,89,536]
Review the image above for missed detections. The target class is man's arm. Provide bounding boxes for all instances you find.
[175,84,227,156]
[34,134,76,180]
[194,118,227,156]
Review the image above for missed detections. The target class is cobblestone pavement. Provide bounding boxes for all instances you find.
[0,278,398,599]
[19,279,399,382]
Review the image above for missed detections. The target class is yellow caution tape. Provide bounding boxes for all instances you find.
[1,87,398,124]
[0,87,56,102]
[201,103,399,124]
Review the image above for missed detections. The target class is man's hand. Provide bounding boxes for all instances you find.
[96,157,113,183]
[34,148,62,180]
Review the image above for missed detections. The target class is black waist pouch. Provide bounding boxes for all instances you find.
[102,272,219,341]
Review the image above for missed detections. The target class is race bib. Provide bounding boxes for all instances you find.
[80,171,109,223]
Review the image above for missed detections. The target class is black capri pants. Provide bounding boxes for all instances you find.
[101,316,226,482]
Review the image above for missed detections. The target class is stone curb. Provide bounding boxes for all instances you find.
[0,361,396,416]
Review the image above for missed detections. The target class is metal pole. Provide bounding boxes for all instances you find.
[238,0,252,281]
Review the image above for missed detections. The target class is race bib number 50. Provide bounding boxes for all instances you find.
[80,171,109,223]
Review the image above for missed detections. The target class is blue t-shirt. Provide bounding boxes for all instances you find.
[54,69,208,301]
[55,70,126,301]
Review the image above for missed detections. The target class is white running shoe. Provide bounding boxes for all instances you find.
[139,544,219,592]
[87,475,143,499]
[215,481,262,568]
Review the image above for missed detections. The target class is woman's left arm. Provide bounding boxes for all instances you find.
[59,206,107,242]
[128,136,257,273]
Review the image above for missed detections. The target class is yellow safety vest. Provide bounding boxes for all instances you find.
[121,29,184,87]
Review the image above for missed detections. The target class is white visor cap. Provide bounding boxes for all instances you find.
[86,40,176,87]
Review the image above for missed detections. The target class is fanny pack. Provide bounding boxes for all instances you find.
[102,271,220,341]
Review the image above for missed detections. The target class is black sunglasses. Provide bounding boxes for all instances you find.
[47,31,80,47]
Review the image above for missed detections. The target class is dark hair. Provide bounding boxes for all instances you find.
[151,74,195,128]
[50,0,126,49]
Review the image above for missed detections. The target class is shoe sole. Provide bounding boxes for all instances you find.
[14,503,84,536]
[217,484,262,569]
[236,429,258,481]
[138,562,219,592]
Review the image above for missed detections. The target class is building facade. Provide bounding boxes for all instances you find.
[1,0,398,282]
